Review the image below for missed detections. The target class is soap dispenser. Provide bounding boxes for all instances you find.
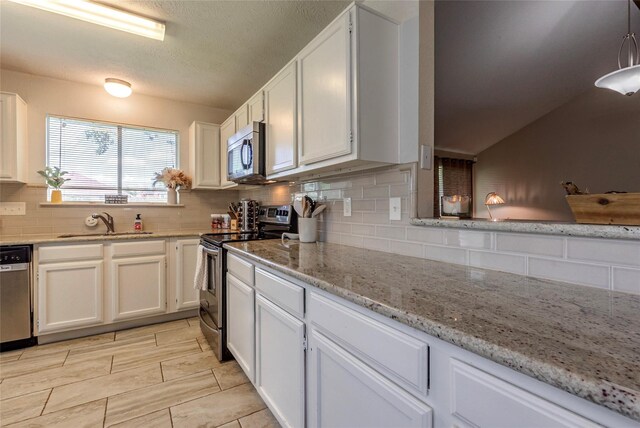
[134,214,143,231]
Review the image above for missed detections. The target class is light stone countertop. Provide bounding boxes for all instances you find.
[224,240,640,421]
[411,218,640,240]
[0,229,229,246]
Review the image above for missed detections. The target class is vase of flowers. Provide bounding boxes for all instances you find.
[37,166,70,204]
[153,168,192,205]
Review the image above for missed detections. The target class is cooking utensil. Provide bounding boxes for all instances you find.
[293,197,304,217]
[311,204,326,217]
[304,195,316,215]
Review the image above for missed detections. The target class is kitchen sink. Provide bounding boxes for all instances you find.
[57,232,154,238]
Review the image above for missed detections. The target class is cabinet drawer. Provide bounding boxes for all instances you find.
[255,268,304,319]
[227,253,254,286]
[111,240,165,257]
[309,292,429,396]
[38,244,103,263]
[450,360,599,428]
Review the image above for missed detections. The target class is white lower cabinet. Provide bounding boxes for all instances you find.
[37,259,104,333]
[307,328,433,428]
[255,294,305,428]
[110,255,166,321]
[174,239,200,310]
[226,273,255,383]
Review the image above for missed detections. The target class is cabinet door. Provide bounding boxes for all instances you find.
[235,105,249,130]
[219,117,237,188]
[255,294,305,428]
[226,273,255,382]
[248,91,264,123]
[264,62,297,175]
[38,260,104,333]
[298,12,352,166]
[175,239,200,310]
[308,328,432,428]
[0,92,27,182]
[111,255,166,321]
[189,121,221,189]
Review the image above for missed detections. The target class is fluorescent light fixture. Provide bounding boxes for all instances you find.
[104,78,132,98]
[8,0,165,41]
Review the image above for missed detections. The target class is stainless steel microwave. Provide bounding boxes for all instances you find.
[227,122,267,184]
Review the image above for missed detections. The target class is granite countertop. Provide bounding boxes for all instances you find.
[224,240,640,421]
[411,218,640,240]
[0,229,227,246]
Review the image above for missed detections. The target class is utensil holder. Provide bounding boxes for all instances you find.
[298,218,318,243]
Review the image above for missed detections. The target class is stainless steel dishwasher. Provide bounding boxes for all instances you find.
[1,245,36,351]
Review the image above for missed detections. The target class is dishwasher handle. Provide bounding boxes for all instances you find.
[0,263,29,272]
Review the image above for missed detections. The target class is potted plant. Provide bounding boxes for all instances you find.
[37,166,70,204]
[153,167,192,204]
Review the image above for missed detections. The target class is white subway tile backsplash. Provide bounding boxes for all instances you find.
[351,224,376,236]
[363,186,390,198]
[424,244,468,265]
[567,238,640,267]
[496,233,565,257]
[233,165,639,296]
[405,227,443,244]
[390,240,423,258]
[444,230,492,249]
[528,258,610,289]
[469,251,526,275]
[612,267,640,295]
[362,237,390,252]
[375,225,406,240]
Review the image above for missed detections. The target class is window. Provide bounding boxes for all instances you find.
[433,156,474,217]
[46,116,178,203]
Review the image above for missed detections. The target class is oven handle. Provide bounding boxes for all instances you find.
[198,306,219,332]
[201,246,219,256]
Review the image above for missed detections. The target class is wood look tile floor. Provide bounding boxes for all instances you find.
[0,318,280,428]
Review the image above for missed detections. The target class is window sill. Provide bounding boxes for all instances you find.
[39,202,185,208]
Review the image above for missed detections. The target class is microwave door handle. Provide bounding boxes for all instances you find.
[246,140,253,169]
[240,140,249,169]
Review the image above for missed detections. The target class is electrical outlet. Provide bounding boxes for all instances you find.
[389,197,401,220]
[343,198,352,217]
[0,202,26,216]
[420,144,432,170]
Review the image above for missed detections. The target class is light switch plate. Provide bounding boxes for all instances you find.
[343,198,352,217]
[389,198,401,220]
[0,202,26,216]
[420,144,432,170]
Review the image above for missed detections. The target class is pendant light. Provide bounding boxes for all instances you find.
[595,0,640,96]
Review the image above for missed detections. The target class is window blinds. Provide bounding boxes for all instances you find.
[46,116,178,202]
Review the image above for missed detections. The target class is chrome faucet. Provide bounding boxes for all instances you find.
[92,212,115,234]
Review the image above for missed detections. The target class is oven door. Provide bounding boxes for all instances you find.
[200,244,222,328]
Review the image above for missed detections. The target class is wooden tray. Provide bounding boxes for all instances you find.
[566,193,640,226]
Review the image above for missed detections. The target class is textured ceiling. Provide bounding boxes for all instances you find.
[435,0,640,155]
[0,0,350,110]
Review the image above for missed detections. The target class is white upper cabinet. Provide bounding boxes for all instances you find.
[298,13,352,166]
[264,62,298,175]
[219,116,237,188]
[248,91,265,123]
[0,92,28,183]
[234,105,250,130]
[189,121,222,189]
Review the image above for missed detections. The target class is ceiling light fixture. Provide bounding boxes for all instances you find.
[8,0,165,41]
[104,78,132,98]
[595,0,640,96]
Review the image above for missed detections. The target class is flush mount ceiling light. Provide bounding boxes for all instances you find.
[8,0,165,41]
[595,0,640,96]
[104,78,132,98]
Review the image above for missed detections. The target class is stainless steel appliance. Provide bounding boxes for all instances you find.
[199,205,296,361]
[1,246,35,351]
[227,122,267,184]
[238,199,259,232]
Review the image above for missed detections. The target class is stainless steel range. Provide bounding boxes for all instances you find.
[198,204,296,361]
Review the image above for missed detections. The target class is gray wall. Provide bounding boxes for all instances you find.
[473,88,640,221]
